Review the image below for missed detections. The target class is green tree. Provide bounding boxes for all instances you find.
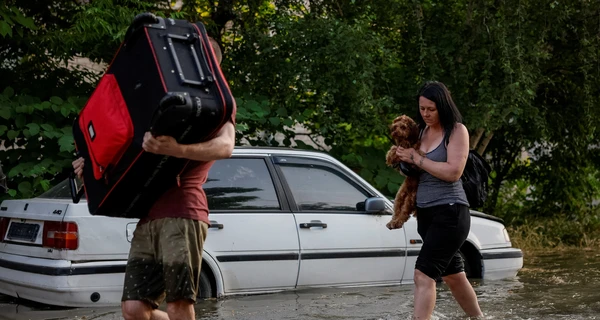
[0,0,165,198]
[1,0,598,223]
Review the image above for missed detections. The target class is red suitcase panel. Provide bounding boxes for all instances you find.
[78,74,134,180]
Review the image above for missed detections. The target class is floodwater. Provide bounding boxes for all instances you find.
[1,249,599,320]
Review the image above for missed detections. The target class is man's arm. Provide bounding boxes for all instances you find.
[142,122,235,161]
[179,122,235,161]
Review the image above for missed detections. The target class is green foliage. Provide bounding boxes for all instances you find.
[0,87,86,198]
[227,0,600,217]
[0,0,598,228]
[0,0,199,200]
[0,3,37,38]
[226,5,405,193]
[51,0,161,63]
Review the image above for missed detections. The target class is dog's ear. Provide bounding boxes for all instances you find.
[408,121,420,142]
[390,116,401,131]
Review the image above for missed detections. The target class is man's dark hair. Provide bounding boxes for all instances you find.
[208,37,222,64]
[415,81,463,144]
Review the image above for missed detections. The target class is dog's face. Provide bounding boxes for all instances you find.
[390,115,419,144]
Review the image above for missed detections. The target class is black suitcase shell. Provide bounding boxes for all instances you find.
[71,13,235,218]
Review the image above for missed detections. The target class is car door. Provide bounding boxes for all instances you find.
[202,156,300,293]
[273,155,407,288]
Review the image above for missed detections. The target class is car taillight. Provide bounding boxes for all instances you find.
[0,217,9,242]
[43,221,79,250]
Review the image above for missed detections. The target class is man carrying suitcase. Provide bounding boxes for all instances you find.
[72,37,235,320]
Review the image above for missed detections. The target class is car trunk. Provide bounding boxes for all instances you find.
[1,196,135,262]
[0,199,72,260]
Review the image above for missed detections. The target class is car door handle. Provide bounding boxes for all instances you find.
[299,221,327,229]
[209,220,224,229]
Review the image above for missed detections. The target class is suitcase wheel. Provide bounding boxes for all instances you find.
[150,93,196,137]
[159,93,186,107]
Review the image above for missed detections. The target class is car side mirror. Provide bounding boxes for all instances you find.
[364,197,387,213]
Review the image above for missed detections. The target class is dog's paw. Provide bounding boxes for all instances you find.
[386,220,403,230]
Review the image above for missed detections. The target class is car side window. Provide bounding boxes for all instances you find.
[278,163,370,212]
[205,158,281,210]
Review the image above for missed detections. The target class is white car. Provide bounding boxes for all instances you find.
[0,147,523,307]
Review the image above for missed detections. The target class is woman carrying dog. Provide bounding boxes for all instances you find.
[394,81,484,319]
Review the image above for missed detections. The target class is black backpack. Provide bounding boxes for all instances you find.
[461,150,491,208]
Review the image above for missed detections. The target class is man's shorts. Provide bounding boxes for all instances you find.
[121,218,208,308]
[414,203,470,280]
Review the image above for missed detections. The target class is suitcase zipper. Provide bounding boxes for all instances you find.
[81,121,107,181]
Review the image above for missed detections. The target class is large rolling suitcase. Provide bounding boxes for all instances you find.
[69,13,235,219]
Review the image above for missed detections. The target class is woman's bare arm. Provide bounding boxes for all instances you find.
[397,123,469,182]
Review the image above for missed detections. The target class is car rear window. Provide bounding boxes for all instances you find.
[205,158,281,210]
[37,179,72,200]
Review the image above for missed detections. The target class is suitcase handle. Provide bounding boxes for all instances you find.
[69,171,85,204]
[124,13,160,48]
[166,33,214,88]
[0,161,6,194]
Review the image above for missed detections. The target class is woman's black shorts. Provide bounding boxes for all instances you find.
[414,203,471,280]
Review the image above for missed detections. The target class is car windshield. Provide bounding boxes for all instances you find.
[37,179,73,200]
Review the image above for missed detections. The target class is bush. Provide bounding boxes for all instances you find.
[507,209,600,251]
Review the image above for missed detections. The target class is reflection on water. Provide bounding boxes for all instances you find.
[1,249,599,320]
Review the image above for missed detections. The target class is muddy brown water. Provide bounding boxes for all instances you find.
[1,249,599,320]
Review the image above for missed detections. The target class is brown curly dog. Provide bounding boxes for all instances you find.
[385,115,424,230]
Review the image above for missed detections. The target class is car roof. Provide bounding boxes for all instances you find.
[232,146,333,158]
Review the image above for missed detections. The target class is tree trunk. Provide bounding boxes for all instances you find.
[470,127,485,150]
[476,131,494,155]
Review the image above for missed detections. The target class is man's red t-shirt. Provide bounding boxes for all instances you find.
[142,109,236,226]
[143,160,215,225]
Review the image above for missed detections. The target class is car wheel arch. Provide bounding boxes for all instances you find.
[200,251,225,299]
[460,240,483,279]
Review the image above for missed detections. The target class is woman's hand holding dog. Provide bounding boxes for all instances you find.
[396,147,426,167]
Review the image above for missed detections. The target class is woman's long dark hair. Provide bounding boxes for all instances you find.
[415,81,463,145]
